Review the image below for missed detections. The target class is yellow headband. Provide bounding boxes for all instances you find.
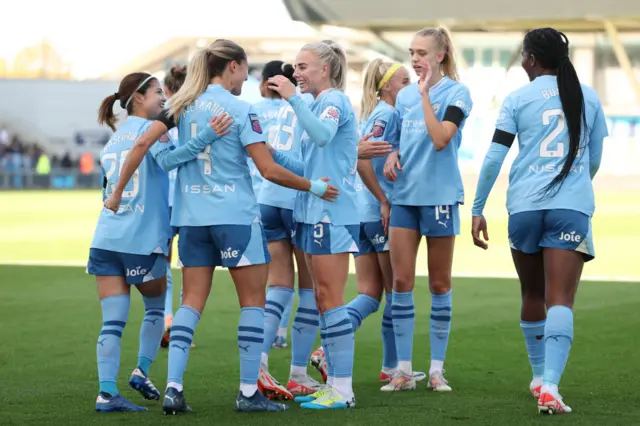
[377,63,402,91]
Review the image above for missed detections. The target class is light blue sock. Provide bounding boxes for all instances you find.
[543,306,573,387]
[381,293,397,369]
[521,319,546,378]
[319,314,334,380]
[346,294,380,332]
[167,305,200,385]
[165,266,173,316]
[392,291,414,362]
[262,286,294,355]
[291,288,319,367]
[238,307,264,385]
[97,294,130,396]
[279,296,295,329]
[430,290,452,362]
[322,306,354,379]
[137,292,166,375]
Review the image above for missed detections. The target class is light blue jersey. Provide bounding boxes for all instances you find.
[172,84,265,227]
[357,100,401,222]
[290,89,359,226]
[167,127,178,207]
[396,83,421,121]
[258,93,314,209]
[496,75,608,216]
[249,98,286,195]
[393,77,473,206]
[91,116,171,255]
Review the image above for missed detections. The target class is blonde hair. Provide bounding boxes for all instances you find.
[360,59,397,120]
[300,40,348,91]
[415,27,459,81]
[168,39,247,120]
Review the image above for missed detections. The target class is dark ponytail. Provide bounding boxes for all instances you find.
[524,28,587,198]
[261,60,297,98]
[97,72,157,131]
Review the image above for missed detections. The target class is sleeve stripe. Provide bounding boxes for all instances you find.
[492,129,516,148]
[443,106,465,127]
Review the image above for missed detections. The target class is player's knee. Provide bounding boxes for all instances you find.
[393,272,414,293]
[360,287,383,303]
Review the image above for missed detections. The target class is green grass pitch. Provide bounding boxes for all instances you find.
[0,178,638,425]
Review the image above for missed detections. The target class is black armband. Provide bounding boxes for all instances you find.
[492,129,516,148]
[154,109,176,130]
[102,175,107,189]
[443,106,465,127]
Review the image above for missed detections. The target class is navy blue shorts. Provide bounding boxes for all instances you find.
[260,204,295,243]
[390,204,460,237]
[354,221,388,257]
[178,222,270,268]
[508,209,594,261]
[87,248,167,285]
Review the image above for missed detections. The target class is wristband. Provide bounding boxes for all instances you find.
[309,179,328,198]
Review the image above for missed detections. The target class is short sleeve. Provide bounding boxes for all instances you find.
[154,109,177,130]
[448,85,473,119]
[364,108,395,142]
[495,94,518,135]
[240,105,266,148]
[589,100,609,143]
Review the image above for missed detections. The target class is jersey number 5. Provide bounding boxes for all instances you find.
[191,122,213,175]
[102,150,139,198]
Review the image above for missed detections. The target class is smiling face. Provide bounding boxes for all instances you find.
[134,79,165,118]
[293,49,328,94]
[226,60,249,96]
[382,66,411,98]
[409,35,445,77]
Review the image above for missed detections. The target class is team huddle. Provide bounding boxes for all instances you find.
[89,26,606,416]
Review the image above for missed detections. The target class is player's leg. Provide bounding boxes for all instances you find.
[423,205,458,392]
[222,222,288,412]
[275,295,294,348]
[346,224,382,333]
[538,209,592,415]
[129,273,167,400]
[163,227,215,415]
[508,211,546,399]
[381,206,420,392]
[162,238,174,349]
[288,244,323,396]
[300,223,358,409]
[88,248,145,412]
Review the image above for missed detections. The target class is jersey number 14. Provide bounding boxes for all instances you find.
[191,122,214,175]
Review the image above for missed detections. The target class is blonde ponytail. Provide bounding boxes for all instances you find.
[415,27,459,81]
[168,50,211,121]
[168,39,247,121]
[361,58,397,120]
[301,40,348,91]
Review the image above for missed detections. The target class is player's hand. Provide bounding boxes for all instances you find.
[471,215,489,250]
[312,177,339,202]
[418,60,432,97]
[104,193,122,213]
[383,151,402,182]
[380,200,391,235]
[267,75,297,100]
[208,113,233,137]
[358,132,392,159]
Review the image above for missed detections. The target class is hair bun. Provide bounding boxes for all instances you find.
[281,63,295,78]
[170,65,187,79]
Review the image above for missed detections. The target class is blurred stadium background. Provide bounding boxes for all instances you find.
[2,1,640,425]
[1,0,638,279]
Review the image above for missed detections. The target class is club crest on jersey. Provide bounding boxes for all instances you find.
[320,106,340,125]
[249,113,262,134]
[372,120,387,137]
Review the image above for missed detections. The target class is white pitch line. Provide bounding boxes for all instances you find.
[1,260,638,283]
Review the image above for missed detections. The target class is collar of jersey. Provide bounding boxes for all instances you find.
[205,83,227,93]
[429,76,449,95]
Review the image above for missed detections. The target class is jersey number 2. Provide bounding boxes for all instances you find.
[540,109,565,158]
[191,122,213,174]
[103,150,139,198]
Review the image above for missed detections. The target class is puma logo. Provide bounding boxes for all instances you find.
[238,344,250,352]
[171,344,188,353]
[97,338,107,346]
[144,318,159,325]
